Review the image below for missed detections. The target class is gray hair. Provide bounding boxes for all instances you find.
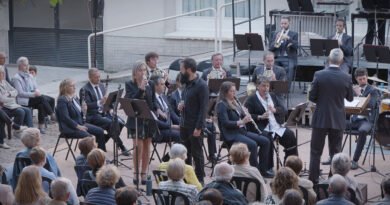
[213,162,234,182]
[21,128,41,148]
[50,178,69,200]
[329,174,348,195]
[331,153,351,176]
[328,48,344,65]
[0,65,4,73]
[169,143,187,160]
[167,158,185,181]
[96,164,120,188]
[17,56,29,68]
[88,67,100,77]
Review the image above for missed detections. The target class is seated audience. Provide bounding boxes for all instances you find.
[229,142,268,202]
[29,147,78,205]
[376,176,390,205]
[0,109,27,149]
[12,128,61,189]
[280,189,304,205]
[82,148,126,188]
[317,174,354,205]
[115,186,139,205]
[159,158,198,204]
[76,135,97,166]
[265,167,300,205]
[197,162,248,205]
[12,57,55,133]
[0,165,14,205]
[86,165,120,205]
[158,143,202,190]
[49,178,70,205]
[201,188,223,205]
[14,166,51,205]
[285,155,316,205]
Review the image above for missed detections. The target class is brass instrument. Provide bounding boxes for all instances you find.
[234,97,262,134]
[149,68,166,79]
[246,82,257,96]
[263,69,274,80]
[80,88,87,124]
[274,29,285,48]
[207,69,226,84]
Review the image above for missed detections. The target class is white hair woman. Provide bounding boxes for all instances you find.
[86,165,121,205]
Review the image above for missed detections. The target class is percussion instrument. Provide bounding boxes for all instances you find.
[380,99,390,113]
[376,112,390,148]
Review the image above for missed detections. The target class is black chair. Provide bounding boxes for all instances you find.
[230,176,262,202]
[52,108,77,161]
[169,58,183,71]
[313,183,329,201]
[13,157,32,186]
[42,176,53,197]
[152,188,190,205]
[80,202,96,205]
[80,179,98,197]
[299,185,309,205]
[1,166,7,184]
[74,165,92,196]
[346,187,359,205]
[211,120,232,176]
[197,60,212,72]
[152,170,168,184]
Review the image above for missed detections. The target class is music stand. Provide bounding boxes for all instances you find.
[103,89,124,113]
[287,0,314,12]
[310,39,339,57]
[208,78,241,95]
[270,80,290,108]
[235,33,264,81]
[363,45,390,76]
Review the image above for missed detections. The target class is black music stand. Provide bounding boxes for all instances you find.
[103,89,124,113]
[235,33,264,81]
[270,80,290,108]
[310,39,339,66]
[363,45,390,77]
[287,0,313,12]
[208,78,241,95]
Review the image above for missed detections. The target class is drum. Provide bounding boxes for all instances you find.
[380,99,390,113]
[376,112,390,148]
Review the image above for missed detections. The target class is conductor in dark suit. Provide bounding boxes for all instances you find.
[308,48,354,184]
[56,79,106,151]
[327,19,353,73]
[348,68,380,170]
[269,16,298,85]
[201,53,232,81]
[252,52,287,83]
[80,68,129,156]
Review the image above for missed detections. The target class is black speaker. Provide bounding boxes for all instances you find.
[91,0,104,18]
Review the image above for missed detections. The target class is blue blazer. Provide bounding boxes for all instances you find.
[56,95,83,134]
[216,100,246,142]
[80,82,106,116]
[169,89,181,116]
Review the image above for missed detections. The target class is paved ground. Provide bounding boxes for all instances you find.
[1,65,389,204]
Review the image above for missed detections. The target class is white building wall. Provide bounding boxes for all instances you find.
[0,2,9,57]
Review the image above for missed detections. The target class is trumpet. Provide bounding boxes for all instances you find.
[274,29,286,48]
[234,97,262,134]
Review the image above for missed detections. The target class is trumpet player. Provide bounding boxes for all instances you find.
[269,16,298,86]
[201,53,232,81]
[80,68,130,156]
[327,18,352,74]
[145,52,169,82]
[216,81,272,177]
[252,52,287,83]
[244,76,298,171]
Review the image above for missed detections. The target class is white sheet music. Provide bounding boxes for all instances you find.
[344,98,360,107]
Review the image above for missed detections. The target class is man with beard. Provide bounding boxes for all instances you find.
[178,58,209,184]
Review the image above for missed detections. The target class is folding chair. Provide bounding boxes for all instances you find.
[52,108,77,161]
[152,170,168,184]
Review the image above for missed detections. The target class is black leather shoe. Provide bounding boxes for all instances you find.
[351,161,359,170]
[121,149,131,157]
[321,157,331,165]
[261,170,275,178]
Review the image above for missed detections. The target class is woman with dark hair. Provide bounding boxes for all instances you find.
[216,81,271,176]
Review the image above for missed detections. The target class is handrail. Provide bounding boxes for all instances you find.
[88,8,217,68]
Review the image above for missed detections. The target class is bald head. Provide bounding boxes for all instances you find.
[328,48,344,65]
[329,174,348,196]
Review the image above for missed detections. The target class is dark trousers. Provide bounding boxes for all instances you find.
[158,128,181,143]
[276,56,296,86]
[206,122,217,158]
[309,128,343,184]
[43,95,55,112]
[0,110,12,144]
[366,19,386,45]
[87,114,126,151]
[3,107,33,127]
[28,96,53,124]
[181,126,205,182]
[346,120,372,162]
[63,123,106,151]
[266,128,298,168]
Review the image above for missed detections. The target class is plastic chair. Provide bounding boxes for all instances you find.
[152,189,190,205]
[231,176,262,202]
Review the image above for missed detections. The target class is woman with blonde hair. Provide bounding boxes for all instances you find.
[125,61,156,184]
[14,165,50,205]
[265,167,301,205]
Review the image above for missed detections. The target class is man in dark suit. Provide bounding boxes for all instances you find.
[308,48,354,184]
[80,68,130,156]
[201,53,232,81]
[327,19,353,74]
[178,58,209,183]
[317,174,354,205]
[348,68,379,170]
[252,51,287,83]
[0,52,10,83]
[269,16,298,85]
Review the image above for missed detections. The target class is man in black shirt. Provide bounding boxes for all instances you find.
[178,58,209,183]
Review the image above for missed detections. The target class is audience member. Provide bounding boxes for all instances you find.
[197,162,248,205]
[14,166,51,205]
[49,178,70,205]
[158,143,202,190]
[317,174,354,205]
[159,158,198,204]
[285,155,316,205]
[115,186,139,205]
[76,136,97,166]
[280,189,304,205]
[265,167,300,205]
[0,109,27,149]
[201,188,223,205]
[376,176,390,205]
[195,201,213,205]
[86,165,120,205]
[0,165,14,205]
[229,142,269,202]
[82,148,126,188]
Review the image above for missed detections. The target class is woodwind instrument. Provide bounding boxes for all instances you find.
[80,88,87,124]
[234,97,262,134]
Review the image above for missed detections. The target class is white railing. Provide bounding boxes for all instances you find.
[87,8,217,68]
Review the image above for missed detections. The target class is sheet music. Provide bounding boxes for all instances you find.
[344,98,359,107]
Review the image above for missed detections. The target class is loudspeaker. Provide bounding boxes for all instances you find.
[91,0,104,18]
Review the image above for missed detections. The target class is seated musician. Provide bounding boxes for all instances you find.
[347,68,379,170]
[80,68,130,156]
[327,18,352,73]
[252,51,287,83]
[216,81,272,177]
[56,78,106,151]
[151,76,180,143]
[145,52,169,83]
[201,53,232,81]
[269,16,298,85]
[11,57,55,134]
[244,76,298,170]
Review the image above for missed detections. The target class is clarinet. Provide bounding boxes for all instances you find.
[234,97,262,134]
[80,88,87,124]
[265,92,280,170]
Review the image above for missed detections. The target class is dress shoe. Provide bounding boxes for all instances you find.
[0,143,10,149]
[261,170,275,178]
[321,157,331,165]
[121,149,131,157]
[351,161,359,170]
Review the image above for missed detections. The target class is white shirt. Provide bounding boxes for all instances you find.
[155,93,168,111]
[89,82,103,111]
[256,91,286,137]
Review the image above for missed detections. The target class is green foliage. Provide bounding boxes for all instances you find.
[49,0,63,7]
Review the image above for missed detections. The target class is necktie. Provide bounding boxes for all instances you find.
[159,96,167,111]
[360,88,364,97]
[95,86,102,100]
